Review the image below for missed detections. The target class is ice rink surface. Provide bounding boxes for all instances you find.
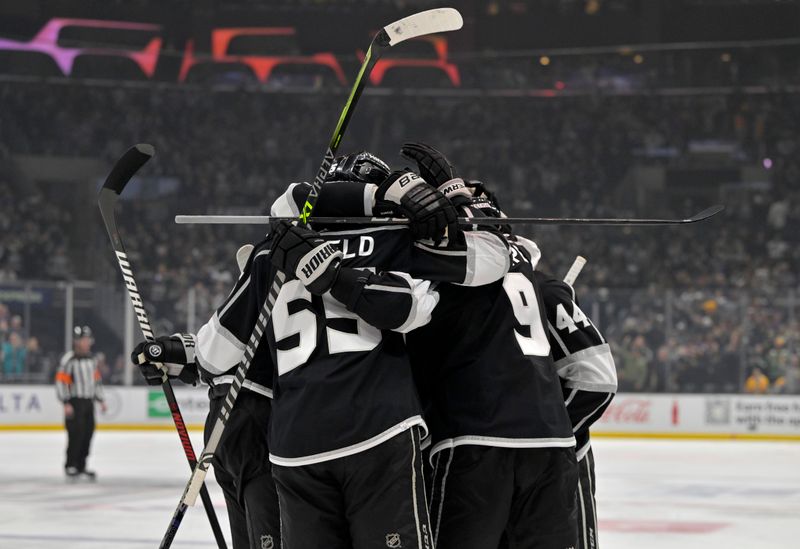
[1,431,798,548]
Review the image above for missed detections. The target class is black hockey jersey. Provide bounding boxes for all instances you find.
[535,272,617,461]
[267,223,510,466]
[194,181,391,399]
[195,242,275,399]
[407,236,575,459]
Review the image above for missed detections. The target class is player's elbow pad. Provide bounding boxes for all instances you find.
[458,231,510,286]
[556,344,618,393]
[196,315,244,375]
[392,276,439,333]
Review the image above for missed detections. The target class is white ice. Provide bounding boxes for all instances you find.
[0,432,798,548]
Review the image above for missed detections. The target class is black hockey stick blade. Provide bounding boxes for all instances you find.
[102,143,154,195]
[98,145,155,250]
[97,145,227,549]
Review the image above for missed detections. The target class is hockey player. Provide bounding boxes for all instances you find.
[132,295,277,549]
[536,270,617,549]
[430,163,617,549]
[264,161,510,548]
[402,143,578,549]
[130,152,474,549]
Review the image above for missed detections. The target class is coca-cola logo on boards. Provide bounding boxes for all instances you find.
[601,398,651,423]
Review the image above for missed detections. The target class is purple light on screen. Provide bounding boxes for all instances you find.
[0,18,161,76]
[763,158,773,169]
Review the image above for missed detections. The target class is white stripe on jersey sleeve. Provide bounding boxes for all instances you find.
[218,275,251,319]
[573,393,613,433]
[389,272,440,333]
[413,242,466,256]
[547,322,570,356]
[196,313,246,375]
[555,343,618,393]
[460,231,510,287]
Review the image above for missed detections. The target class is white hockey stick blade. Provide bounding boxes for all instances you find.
[236,244,253,274]
[383,7,463,46]
[564,256,587,285]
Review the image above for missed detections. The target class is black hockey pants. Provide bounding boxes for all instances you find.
[575,447,599,549]
[431,445,578,549]
[206,390,280,549]
[272,427,432,549]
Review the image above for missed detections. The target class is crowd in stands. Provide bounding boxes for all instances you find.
[0,64,798,392]
[0,302,47,382]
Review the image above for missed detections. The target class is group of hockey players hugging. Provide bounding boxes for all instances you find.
[133,143,618,549]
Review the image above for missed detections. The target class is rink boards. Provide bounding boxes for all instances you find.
[1,385,799,440]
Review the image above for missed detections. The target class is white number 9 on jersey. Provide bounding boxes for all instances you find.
[502,273,551,357]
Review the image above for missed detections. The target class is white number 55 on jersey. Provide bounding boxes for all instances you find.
[273,279,381,375]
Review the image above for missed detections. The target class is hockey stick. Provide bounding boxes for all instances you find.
[174,205,724,226]
[563,256,587,286]
[97,144,228,549]
[159,8,464,548]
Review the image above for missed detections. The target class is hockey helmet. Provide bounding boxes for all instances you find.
[73,325,93,340]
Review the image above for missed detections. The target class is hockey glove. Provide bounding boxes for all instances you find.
[131,334,199,386]
[376,170,457,244]
[270,221,343,295]
[400,142,457,187]
[328,151,391,184]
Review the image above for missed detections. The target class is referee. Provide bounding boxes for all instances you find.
[55,326,107,481]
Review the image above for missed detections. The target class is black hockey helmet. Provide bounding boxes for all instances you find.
[465,179,503,212]
[467,183,512,235]
[327,151,390,184]
[73,325,93,340]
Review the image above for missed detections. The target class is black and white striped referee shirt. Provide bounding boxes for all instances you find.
[55,352,105,402]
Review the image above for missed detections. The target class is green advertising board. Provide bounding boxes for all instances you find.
[147,391,170,418]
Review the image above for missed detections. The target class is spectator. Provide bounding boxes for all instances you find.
[2,332,27,380]
[25,337,43,378]
[744,367,770,394]
[1,50,799,393]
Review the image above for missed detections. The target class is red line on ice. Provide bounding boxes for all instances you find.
[599,519,728,533]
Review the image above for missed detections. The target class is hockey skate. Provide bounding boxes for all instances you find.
[79,469,97,482]
[65,467,80,483]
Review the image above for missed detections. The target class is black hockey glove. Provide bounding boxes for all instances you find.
[400,142,457,187]
[327,151,391,184]
[376,170,457,244]
[131,334,199,386]
[270,221,343,295]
